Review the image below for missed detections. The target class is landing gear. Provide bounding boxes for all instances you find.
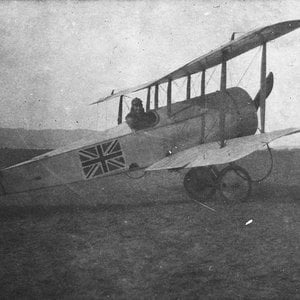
[183,166,218,201]
[183,164,252,203]
[217,165,252,203]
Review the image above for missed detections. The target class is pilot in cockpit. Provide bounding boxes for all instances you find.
[125,97,157,130]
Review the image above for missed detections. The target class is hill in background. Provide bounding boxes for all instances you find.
[0,127,299,150]
[0,148,51,169]
[0,128,100,149]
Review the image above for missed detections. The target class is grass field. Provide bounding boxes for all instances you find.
[0,149,299,299]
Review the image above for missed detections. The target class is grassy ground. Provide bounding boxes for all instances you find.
[0,148,299,299]
[0,184,299,299]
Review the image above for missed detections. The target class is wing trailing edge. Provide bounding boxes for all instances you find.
[146,128,300,171]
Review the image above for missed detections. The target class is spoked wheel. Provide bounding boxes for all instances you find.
[183,167,219,202]
[218,165,252,203]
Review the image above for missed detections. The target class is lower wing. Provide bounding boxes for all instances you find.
[146,128,300,171]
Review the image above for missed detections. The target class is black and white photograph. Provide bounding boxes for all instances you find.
[0,0,299,298]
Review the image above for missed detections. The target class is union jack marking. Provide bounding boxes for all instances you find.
[79,140,126,179]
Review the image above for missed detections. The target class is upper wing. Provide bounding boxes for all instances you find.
[146,128,300,171]
[91,20,300,105]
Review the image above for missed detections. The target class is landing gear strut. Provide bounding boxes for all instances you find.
[183,164,252,203]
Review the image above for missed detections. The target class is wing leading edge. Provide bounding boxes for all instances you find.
[92,20,300,105]
[146,128,300,171]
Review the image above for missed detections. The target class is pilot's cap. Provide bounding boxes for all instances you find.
[131,98,143,106]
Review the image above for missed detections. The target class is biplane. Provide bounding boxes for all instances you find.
[0,20,299,202]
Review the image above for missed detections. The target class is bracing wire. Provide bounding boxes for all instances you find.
[172,77,187,101]
[160,84,167,93]
[206,67,217,87]
[236,47,261,87]
[123,95,131,110]
[191,72,201,96]
[191,73,201,95]
[159,85,167,106]
[172,79,180,88]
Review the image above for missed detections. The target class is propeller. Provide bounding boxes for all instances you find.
[253,72,274,110]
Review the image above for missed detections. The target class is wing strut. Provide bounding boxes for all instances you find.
[117,95,123,124]
[154,84,159,109]
[146,86,151,112]
[186,74,191,100]
[219,57,227,148]
[201,70,206,96]
[91,20,300,105]
[200,70,206,143]
[260,43,267,133]
[167,79,172,116]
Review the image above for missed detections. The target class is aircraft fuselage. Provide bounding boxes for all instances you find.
[0,87,257,195]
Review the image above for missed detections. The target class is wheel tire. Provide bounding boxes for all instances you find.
[218,165,252,203]
[183,167,218,202]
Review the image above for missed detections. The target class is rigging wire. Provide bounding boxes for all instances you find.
[236,47,261,87]
[123,96,131,109]
[160,84,167,93]
[206,67,217,87]
[172,78,183,101]
[191,72,201,96]
[159,85,167,106]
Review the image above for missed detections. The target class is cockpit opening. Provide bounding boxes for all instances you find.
[125,97,159,130]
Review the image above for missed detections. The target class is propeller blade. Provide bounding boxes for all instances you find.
[253,72,274,110]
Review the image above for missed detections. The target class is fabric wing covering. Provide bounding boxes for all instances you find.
[91,20,300,105]
[146,128,300,171]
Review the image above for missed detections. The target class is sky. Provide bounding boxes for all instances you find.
[0,0,299,145]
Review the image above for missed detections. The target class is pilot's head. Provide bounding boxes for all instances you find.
[131,98,144,114]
